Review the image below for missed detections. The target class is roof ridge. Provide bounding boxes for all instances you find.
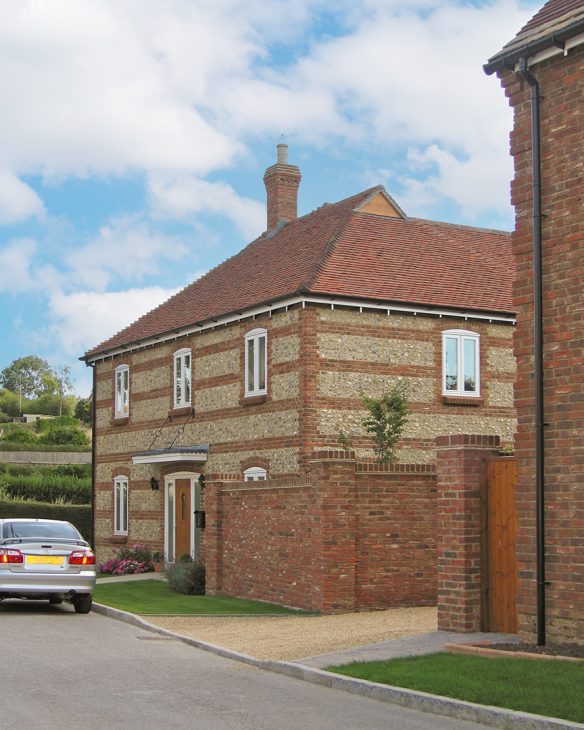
[407,216,511,236]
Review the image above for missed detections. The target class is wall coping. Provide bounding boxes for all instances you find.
[435,434,501,449]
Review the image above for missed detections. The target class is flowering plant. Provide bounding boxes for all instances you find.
[98,543,156,575]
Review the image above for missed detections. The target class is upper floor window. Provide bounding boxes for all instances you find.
[114,365,129,418]
[442,330,480,396]
[245,328,267,397]
[113,476,128,535]
[174,348,191,408]
[243,466,267,482]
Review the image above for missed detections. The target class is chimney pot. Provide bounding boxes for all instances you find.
[277,143,288,164]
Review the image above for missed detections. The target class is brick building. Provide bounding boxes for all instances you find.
[83,144,516,612]
[485,0,584,643]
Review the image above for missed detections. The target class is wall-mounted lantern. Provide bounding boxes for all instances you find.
[198,474,206,490]
[150,477,159,491]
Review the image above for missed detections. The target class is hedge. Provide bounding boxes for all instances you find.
[0,500,93,545]
[0,443,91,453]
[0,475,91,505]
[0,464,91,479]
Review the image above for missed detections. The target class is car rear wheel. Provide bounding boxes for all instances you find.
[72,594,92,614]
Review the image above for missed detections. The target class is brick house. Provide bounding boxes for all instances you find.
[485,0,584,644]
[83,144,516,612]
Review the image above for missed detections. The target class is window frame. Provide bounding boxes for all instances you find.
[114,364,129,418]
[244,328,267,397]
[442,329,480,397]
[243,466,267,482]
[113,476,128,535]
[173,348,192,409]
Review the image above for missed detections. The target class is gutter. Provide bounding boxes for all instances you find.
[484,16,584,75]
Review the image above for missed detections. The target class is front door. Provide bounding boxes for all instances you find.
[165,473,201,563]
[175,478,191,560]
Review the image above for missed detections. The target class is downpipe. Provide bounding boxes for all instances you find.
[518,57,546,646]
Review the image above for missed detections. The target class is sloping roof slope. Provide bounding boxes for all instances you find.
[485,0,584,72]
[85,186,513,359]
[519,0,584,35]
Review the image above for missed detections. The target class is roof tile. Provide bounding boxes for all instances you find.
[85,186,513,359]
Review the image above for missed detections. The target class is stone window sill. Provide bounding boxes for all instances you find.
[241,394,268,406]
[168,406,195,418]
[442,395,483,407]
[111,416,129,426]
[112,534,128,544]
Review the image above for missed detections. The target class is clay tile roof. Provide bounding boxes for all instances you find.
[519,0,584,35]
[84,186,513,360]
[485,0,584,72]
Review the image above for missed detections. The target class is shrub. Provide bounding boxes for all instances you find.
[38,425,89,446]
[165,558,205,595]
[3,428,37,444]
[98,544,155,575]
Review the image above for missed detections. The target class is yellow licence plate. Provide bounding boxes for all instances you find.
[25,555,65,566]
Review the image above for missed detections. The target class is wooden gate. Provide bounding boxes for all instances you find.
[481,458,517,633]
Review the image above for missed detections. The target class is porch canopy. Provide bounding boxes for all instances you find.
[131,445,208,465]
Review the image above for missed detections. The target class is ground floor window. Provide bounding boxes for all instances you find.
[114,476,128,535]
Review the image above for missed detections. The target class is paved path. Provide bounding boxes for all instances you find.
[299,629,517,667]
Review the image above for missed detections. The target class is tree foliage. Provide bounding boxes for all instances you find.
[361,385,410,463]
[0,358,77,416]
[0,356,55,399]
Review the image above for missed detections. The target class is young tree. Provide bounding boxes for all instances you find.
[361,385,410,464]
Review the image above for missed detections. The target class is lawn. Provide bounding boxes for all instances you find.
[328,653,584,724]
[93,579,307,616]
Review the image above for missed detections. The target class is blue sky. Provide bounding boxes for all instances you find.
[0,0,540,396]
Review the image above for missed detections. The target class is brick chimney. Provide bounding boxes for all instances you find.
[263,141,301,231]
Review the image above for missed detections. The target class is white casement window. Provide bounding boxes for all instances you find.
[173,348,192,408]
[243,466,267,482]
[245,328,267,397]
[113,476,128,535]
[114,365,129,418]
[442,330,480,396]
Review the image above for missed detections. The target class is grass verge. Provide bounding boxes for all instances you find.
[93,579,307,615]
[328,653,584,723]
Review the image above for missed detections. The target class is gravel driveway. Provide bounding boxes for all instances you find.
[149,606,437,661]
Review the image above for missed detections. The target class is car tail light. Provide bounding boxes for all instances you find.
[0,549,24,564]
[69,550,96,565]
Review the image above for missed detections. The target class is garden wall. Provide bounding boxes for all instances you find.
[0,450,91,465]
[205,451,437,613]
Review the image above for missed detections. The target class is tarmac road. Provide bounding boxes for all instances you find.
[0,599,493,730]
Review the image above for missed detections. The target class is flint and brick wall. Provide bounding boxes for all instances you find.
[93,302,515,581]
[499,44,584,644]
[312,307,515,465]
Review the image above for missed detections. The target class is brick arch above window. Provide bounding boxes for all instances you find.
[240,456,270,472]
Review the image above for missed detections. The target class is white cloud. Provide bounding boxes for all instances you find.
[0,238,37,291]
[149,176,265,239]
[0,0,538,229]
[0,172,45,224]
[48,286,179,356]
[65,216,190,290]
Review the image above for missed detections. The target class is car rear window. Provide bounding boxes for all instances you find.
[2,522,80,540]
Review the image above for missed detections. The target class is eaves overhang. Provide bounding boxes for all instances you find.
[83,293,516,365]
[132,445,209,465]
[484,16,584,75]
